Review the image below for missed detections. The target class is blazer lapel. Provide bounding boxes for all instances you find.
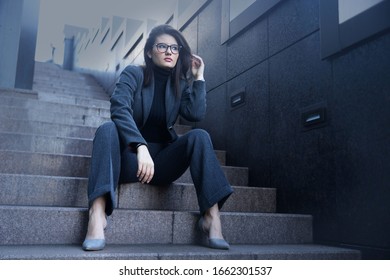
[142,79,154,127]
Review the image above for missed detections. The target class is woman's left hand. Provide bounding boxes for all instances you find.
[191,54,205,81]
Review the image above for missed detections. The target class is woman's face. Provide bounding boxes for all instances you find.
[148,34,180,69]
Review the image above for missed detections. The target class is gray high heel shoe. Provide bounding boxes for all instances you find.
[82,215,108,251]
[82,239,105,251]
[198,217,230,250]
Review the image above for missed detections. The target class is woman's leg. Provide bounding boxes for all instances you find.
[201,203,224,239]
[150,129,233,243]
[84,196,107,240]
[151,129,233,214]
[84,121,121,243]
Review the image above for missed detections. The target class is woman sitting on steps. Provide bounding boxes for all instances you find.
[82,24,233,251]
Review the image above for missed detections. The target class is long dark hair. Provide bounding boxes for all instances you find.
[143,24,192,97]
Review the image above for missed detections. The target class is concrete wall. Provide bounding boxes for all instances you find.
[70,0,390,259]
[0,0,40,89]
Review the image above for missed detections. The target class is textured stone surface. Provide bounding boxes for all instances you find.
[268,0,319,56]
[0,118,98,139]
[0,206,312,246]
[0,174,90,207]
[0,150,245,183]
[227,18,268,79]
[0,104,109,127]
[172,211,312,245]
[175,166,249,186]
[0,132,93,155]
[0,244,361,260]
[118,182,276,213]
[0,150,90,177]
[197,0,226,90]
[0,94,110,118]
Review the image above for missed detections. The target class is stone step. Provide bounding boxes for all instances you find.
[0,105,110,127]
[0,205,313,246]
[0,87,38,99]
[0,95,110,119]
[0,174,273,212]
[33,78,105,91]
[119,182,275,213]
[0,150,246,185]
[32,85,109,100]
[0,128,221,158]
[0,117,98,139]
[34,65,98,79]
[34,66,99,84]
[38,91,110,109]
[0,117,192,141]
[0,150,89,178]
[0,244,361,260]
[0,132,92,156]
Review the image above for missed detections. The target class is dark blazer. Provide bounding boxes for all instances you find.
[110,65,207,147]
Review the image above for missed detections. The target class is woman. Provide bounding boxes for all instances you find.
[82,24,233,251]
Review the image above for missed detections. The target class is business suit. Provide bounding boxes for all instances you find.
[87,65,233,216]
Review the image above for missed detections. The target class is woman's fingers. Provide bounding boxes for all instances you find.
[137,162,154,184]
[136,146,154,184]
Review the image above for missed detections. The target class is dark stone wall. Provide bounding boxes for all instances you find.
[182,0,390,259]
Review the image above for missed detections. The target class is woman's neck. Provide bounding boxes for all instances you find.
[153,65,172,80]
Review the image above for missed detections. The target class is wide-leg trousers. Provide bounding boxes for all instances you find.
[87,121,233,216]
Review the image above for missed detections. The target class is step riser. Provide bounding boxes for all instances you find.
[0,107,110,127]
[0,206,312,245]
[0,175,273,212]
[0,118,98,139]
[1,98,111,118]
[33,86,109,99]
[119,183,275,213]
[176,167,248,186]
[34,72,99,84]
[34,79,105,91]
[38,92,110,109]
[0,175,88,207]
[0,151,245,185]
[0,151,90,178]
[0,134,225,164]
[0,133,93,156]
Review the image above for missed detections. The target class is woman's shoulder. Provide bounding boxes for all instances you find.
[122,64,145,77]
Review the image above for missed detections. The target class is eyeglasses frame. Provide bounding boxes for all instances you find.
[154,43,182,54]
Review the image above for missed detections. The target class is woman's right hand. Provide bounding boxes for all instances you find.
[136,145,154,184]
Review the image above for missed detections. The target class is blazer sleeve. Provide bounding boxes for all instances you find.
[179,80,207,122]
[110,65,147,147]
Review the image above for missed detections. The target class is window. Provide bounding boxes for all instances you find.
[320,0,390,58]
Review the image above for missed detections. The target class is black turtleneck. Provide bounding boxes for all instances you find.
[140,66,172,143]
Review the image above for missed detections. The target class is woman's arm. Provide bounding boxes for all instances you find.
[110,65,147,148]
[179,55,207,121]
[110,65,154,183]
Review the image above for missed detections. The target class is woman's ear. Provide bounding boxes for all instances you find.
[147,51,152,59]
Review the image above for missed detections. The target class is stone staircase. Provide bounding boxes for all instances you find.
[0,62,360,259]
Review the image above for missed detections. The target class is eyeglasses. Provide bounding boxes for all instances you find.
[154,43,182,54]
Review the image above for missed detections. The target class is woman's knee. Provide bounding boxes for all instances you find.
[94,121,117,139]
[187,129,212,145]
[96,121,117,135]
[93,121,119,145]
